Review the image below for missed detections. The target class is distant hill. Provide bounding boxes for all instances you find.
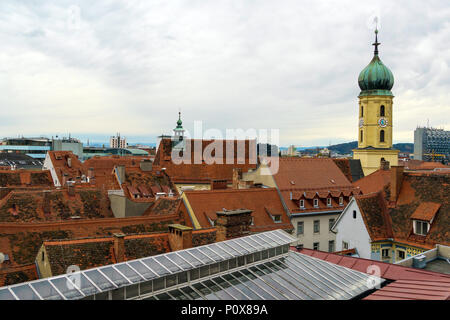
[328,141,413,154]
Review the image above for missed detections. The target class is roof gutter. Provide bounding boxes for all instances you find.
[290,210,343,217]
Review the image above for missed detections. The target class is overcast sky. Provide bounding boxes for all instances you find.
[0,0,449,146]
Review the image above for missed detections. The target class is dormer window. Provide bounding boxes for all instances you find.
[414,220,429,236]
[326,198,332,207]
[313,199,319,208]
[273,215,281,223]
[299,200,305,209]
[339,197,344,206]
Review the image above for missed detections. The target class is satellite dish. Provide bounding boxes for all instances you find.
[0,252,4,264]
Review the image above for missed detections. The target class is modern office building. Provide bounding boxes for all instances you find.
[110,134,127,149]
[414,127,450,162]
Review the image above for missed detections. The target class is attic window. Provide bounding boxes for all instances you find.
[414,220,429,236]
[273,215,281,223]
[339,197,344,206]
[327,198,332,207]
[299,200,305,209]
[313,199,319,208]
[353,210,357,219]
[290,181,295,185]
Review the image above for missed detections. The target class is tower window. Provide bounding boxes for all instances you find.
[360,130,363,142]
[360,105,364,117]
[380,130,385,142]
[380,105,385,116]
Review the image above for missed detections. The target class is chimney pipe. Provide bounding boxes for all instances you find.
[168,224,193,251]
[215,209,252,241]
[113,233,126,263]
[232,168,242,189]
[390,166,404,203]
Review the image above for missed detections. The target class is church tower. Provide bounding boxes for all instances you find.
[353,29,399,176]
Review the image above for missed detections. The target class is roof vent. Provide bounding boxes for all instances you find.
[412,254,427,269]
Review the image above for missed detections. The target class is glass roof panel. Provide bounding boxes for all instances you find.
[168,289,190,300]
[254,232,283,246]
[155,292,172,300]
[222,240,250,255]
[222,273,261,300]
[30,280,63,300]
[201,279,235,300]
[10,284,40,300]
[100,266,129,286]
[215,242,241,257]
[192,282,219,300]
[179,286,204,300]
[50,276,85,300]
[211,276,249,300]
[207,243,234,259]
[187,248,216,264]
[240,269,286,300]
[127,260,157,280]
[176,251,203,267]
[165,252,193,270]
[197,246,223,262]
[272,229,296,243]
[153,255,182,273]
[114,264,143,283]
[141,257,171,276]
[240,236,268,250]
[0,288,16,300]
[84,269,115,291]
[232,270,277,300]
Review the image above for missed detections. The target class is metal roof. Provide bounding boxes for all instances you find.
[0,230,381,300]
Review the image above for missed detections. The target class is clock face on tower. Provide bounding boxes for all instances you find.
[378,117,388,127]
[359,118,364,128]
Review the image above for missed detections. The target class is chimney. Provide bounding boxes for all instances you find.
[113,233,126,263]
[390,165,404,203]
[210,179,227,190]
[232,168,242,189]
[139,159,153,172]
[43,191,51,214]
[116,165,126,184]
[168,224,193,251]
[67,157,72,168]
[215,209,252,242]
[68,184,75,196]
[62,173,68,186]
[380,159,390,171]
[88,167,94,179]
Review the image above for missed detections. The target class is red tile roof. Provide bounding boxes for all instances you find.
[410,202,441,222]
[153,138,257,183]
[399,159,449,171]
[183,188,293,233]
[352,168,391,194]
[293,247,450,300]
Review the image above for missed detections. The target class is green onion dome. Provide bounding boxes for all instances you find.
[358,29,394,96]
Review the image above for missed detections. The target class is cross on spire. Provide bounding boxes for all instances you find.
[372,19,380,55]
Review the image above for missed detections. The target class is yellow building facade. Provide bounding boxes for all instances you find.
[353,30,399,176]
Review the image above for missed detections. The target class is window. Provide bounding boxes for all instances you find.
[296,244,304,250]
[297,221,304,235]
[353,210,357,219]
[313,220,320,233]
[328,240,335,253]
[250,217,254,226]
[329,218,335,231]
[380,130,385,142]
[313,242,320,251]
[361,105,364,117]
[41,251,45,262]
[342,241,349,250]
[397,250,406,261]
[382,248,390,258]
[339,196,344,206]
[415,220,429,236]
[299,199,305,209]
[273,215,281,223]
[360,130,363,142]
[380,105,385,116]
[313,199,319,208]
[327,198,332,207]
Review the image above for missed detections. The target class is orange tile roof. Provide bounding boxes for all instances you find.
[399,159,449,171]
[0,170,53,187]
[184,188,293,233]
[153,138,257,183]
[410,202,441,222]
[272,158,352,191]
[47,151,86,185]
[352,168,391,194]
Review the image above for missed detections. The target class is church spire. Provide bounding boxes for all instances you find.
[372,28,380,56]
